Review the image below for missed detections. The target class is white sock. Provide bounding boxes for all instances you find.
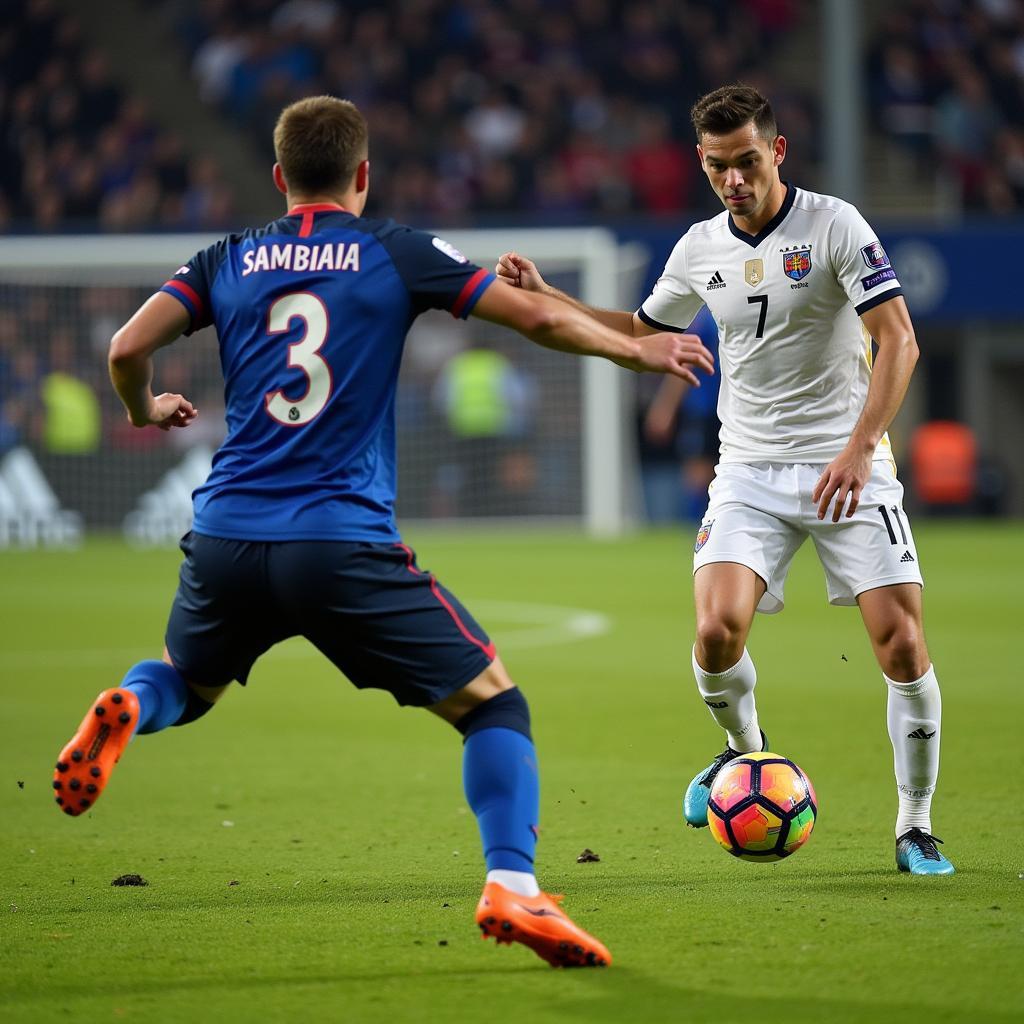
[885,665,941,837]
[692,646,762,753]
[486,869,540,897]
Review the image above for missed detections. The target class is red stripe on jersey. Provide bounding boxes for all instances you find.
[287,203,348,215]
[451,268,489,319]
[289,202,348,236]
[395,543,497,660]
[163,279,204,322]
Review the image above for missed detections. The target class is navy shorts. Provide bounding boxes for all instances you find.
[165,533,496,707]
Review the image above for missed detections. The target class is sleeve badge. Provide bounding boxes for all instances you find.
[861,241,890,269]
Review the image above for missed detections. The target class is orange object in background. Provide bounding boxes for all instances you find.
[910,421,978,506]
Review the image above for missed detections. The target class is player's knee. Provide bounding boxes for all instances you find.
[171,684,219,727]
[876,624,928,680]
[696,617,746,666]
[454,686,532,742]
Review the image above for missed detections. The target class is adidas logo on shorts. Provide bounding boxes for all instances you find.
[900,550,915,563]
[706,270,726,290]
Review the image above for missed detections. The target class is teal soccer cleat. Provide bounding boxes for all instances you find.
[682,731,767,828]
[896,829,956,875]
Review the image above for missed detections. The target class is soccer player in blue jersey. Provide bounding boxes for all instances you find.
[52,96,715,967]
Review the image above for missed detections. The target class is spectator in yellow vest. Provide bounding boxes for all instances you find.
[433,345,537,516]
[42,335,100,454]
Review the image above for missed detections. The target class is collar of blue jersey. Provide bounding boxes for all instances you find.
[727,181,795,248]
[287,202,350,215]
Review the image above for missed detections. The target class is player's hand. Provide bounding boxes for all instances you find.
[495,251,548,292]
[626,332,715,385]
[812,446,873,522]
[131,393,198,430]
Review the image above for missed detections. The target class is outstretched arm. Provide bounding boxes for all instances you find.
[812,296,918,521]
[471,278,714,385]
[495,251,652,338]
[109,292,198,430]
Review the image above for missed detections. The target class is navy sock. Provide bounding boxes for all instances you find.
[121,660,188,735]
[460,690,538,873]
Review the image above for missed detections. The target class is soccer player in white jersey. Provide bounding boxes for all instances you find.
[495,84,953,874]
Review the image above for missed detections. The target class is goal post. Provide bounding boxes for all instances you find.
[430,227,648,537]
[0,228,648,542]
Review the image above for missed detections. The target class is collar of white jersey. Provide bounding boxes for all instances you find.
[727,182,796,248]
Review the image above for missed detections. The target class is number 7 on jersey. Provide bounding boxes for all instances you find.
[747,295,768,339]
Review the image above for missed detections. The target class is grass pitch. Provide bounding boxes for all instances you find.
[1,524,1022,1023]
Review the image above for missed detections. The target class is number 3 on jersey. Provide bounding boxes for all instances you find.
[265,292,332,426]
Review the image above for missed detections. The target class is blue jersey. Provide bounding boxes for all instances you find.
[160,204,494,541]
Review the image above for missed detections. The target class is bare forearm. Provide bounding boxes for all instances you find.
[540,284,638,335]
[524,302,643,365]
[107,292,196,428]
[474,272,714,381]
[848,337,918,452]
[109,350,157,425]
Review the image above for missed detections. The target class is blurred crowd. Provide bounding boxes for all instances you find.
[0,0,235,232]
[0,0,817,231]
[868,0,1024,212]
[169,0,814,223]
[5,0,1024,231]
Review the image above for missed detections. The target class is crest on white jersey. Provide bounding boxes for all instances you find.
[432,237,468,263]
[744,259,764,287]
[782,247,812,281]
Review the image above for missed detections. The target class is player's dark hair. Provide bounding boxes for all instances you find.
[690,84,778,143]
[273,95,368,196]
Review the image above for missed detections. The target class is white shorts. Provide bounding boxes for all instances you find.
[692,461,924,613]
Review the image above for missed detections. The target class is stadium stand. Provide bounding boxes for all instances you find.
[4,1,1023,229]
[164,0,811,222]
[866,0,1024,213]
[0,0,236,231]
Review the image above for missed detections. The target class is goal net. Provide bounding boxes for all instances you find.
[0,229,647,545]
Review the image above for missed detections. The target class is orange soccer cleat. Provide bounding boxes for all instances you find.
[475,882,612,967]
[52,688,139,816]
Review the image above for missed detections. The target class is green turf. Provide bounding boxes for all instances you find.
[1,524,1022,1023]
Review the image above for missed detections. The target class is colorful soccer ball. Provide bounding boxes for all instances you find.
[707,752,817,862]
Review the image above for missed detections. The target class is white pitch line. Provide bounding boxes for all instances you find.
[0,599,612,671]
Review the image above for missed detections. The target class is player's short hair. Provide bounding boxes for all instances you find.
[273,96,368,195]
[691,85,778,143]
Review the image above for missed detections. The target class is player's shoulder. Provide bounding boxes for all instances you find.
[682,209,732,238]
[363,221,479,274]
[666,211,730,267]
[342,214,409,243]
[790,186,864,227]
[342,216,468,258]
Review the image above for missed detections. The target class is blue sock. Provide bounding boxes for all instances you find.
[120,660,188,735]
[460,690,539,873]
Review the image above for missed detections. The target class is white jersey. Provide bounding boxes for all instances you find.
[639,185,903,464]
